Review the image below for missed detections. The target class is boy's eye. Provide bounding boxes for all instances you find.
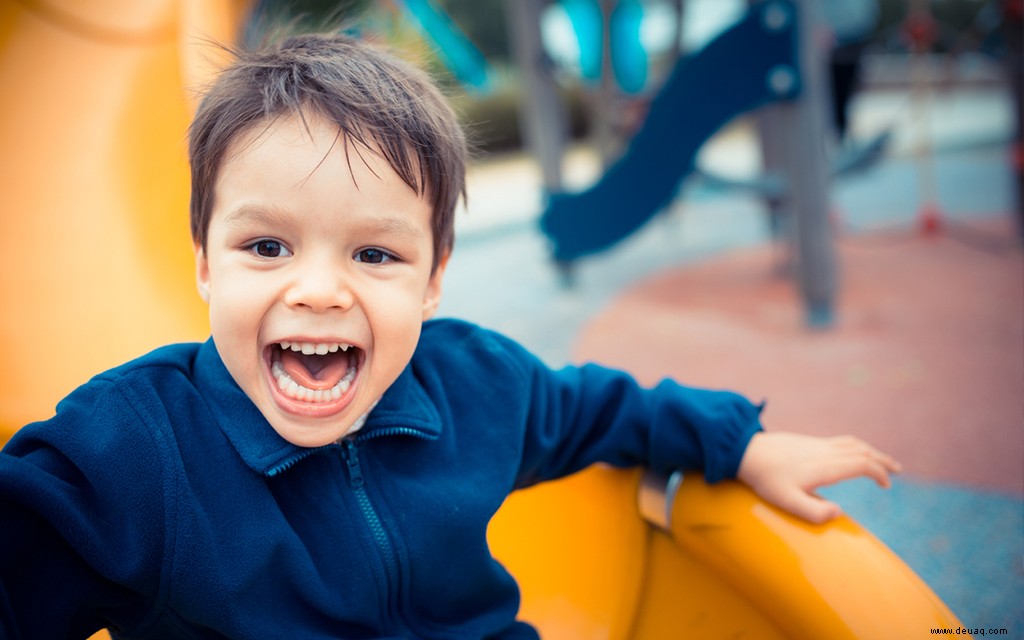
[248,239,291,258]
[354,248,395,265]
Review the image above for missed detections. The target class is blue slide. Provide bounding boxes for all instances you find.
[401,0,490,92]
[541,1,800,264]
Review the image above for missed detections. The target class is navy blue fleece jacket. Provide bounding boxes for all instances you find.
[0,319,762,639]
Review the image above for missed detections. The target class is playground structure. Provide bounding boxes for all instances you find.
[537,0,804,263]
[0,1,969,638]
[509,0,839,326]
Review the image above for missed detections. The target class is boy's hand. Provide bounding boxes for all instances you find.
[736,432,902,525]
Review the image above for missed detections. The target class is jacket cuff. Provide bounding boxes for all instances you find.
[705,398,764,484]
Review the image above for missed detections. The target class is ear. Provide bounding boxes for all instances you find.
[421,252,450,321]
[194,244,211,304]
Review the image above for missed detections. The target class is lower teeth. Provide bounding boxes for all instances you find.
[271,361,356,403]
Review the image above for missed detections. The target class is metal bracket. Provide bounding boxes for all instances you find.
[637,469,685,533]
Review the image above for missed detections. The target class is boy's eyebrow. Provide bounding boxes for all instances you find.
[355,215,425,241]
[223,205,293,229]
[223,205,425,240]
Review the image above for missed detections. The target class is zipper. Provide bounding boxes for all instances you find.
[267,427,434,477]
[341,440,400,597]
[265,445,329,477]
[342,428,440,633]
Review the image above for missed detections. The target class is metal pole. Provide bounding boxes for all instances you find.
[757,105,791,272]
[779,0,837,327]
[503,0,567,195]
[594,0,617,166]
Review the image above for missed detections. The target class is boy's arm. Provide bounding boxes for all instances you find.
[420,321,763,487]
[514,357,764,488]
[737,431,902,524]
[0,455,150,639]
[444,322,900,525]
[510,340,900,525]
[0,382,167,638]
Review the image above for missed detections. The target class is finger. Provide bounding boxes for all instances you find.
[869,447,903,474]
[805,454,894,489]
[832,436,902,474]
[802,498,842,525]
[767,485,843,525]
[832,435,867,450]
[848,448,901,487]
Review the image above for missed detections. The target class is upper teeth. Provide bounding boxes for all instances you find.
[279,341,351,355]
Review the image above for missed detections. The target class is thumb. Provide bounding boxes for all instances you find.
[769,486,843,525]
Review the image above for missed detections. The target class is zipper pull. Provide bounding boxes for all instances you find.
[343,440,365,488]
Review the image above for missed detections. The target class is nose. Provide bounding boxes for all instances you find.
[283,258,355,313]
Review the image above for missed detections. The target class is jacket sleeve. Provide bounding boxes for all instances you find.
[0,378,171,639]
[502,334,764,489]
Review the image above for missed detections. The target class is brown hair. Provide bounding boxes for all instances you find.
[188,32,466,272]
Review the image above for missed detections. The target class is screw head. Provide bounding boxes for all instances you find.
[767,65,797,96]
[762,2,791,32]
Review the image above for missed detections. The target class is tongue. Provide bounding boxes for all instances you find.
[279,349,352,390]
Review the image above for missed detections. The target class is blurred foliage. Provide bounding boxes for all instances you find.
[248,0,373,32]
[450,76,590,155]
[435,0,510,62]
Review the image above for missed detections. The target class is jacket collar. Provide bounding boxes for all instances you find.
[194,338,442,476]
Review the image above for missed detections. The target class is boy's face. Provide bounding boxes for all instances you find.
[195,112,446,447]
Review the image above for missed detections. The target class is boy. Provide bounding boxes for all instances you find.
[0,33,899,639]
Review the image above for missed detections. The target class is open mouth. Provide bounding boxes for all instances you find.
[268,341,362,404]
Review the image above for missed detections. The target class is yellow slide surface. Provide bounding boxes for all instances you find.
[0,0,246,435]
[491,467,967,639]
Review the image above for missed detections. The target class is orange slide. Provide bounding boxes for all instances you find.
[0,0,247,436]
